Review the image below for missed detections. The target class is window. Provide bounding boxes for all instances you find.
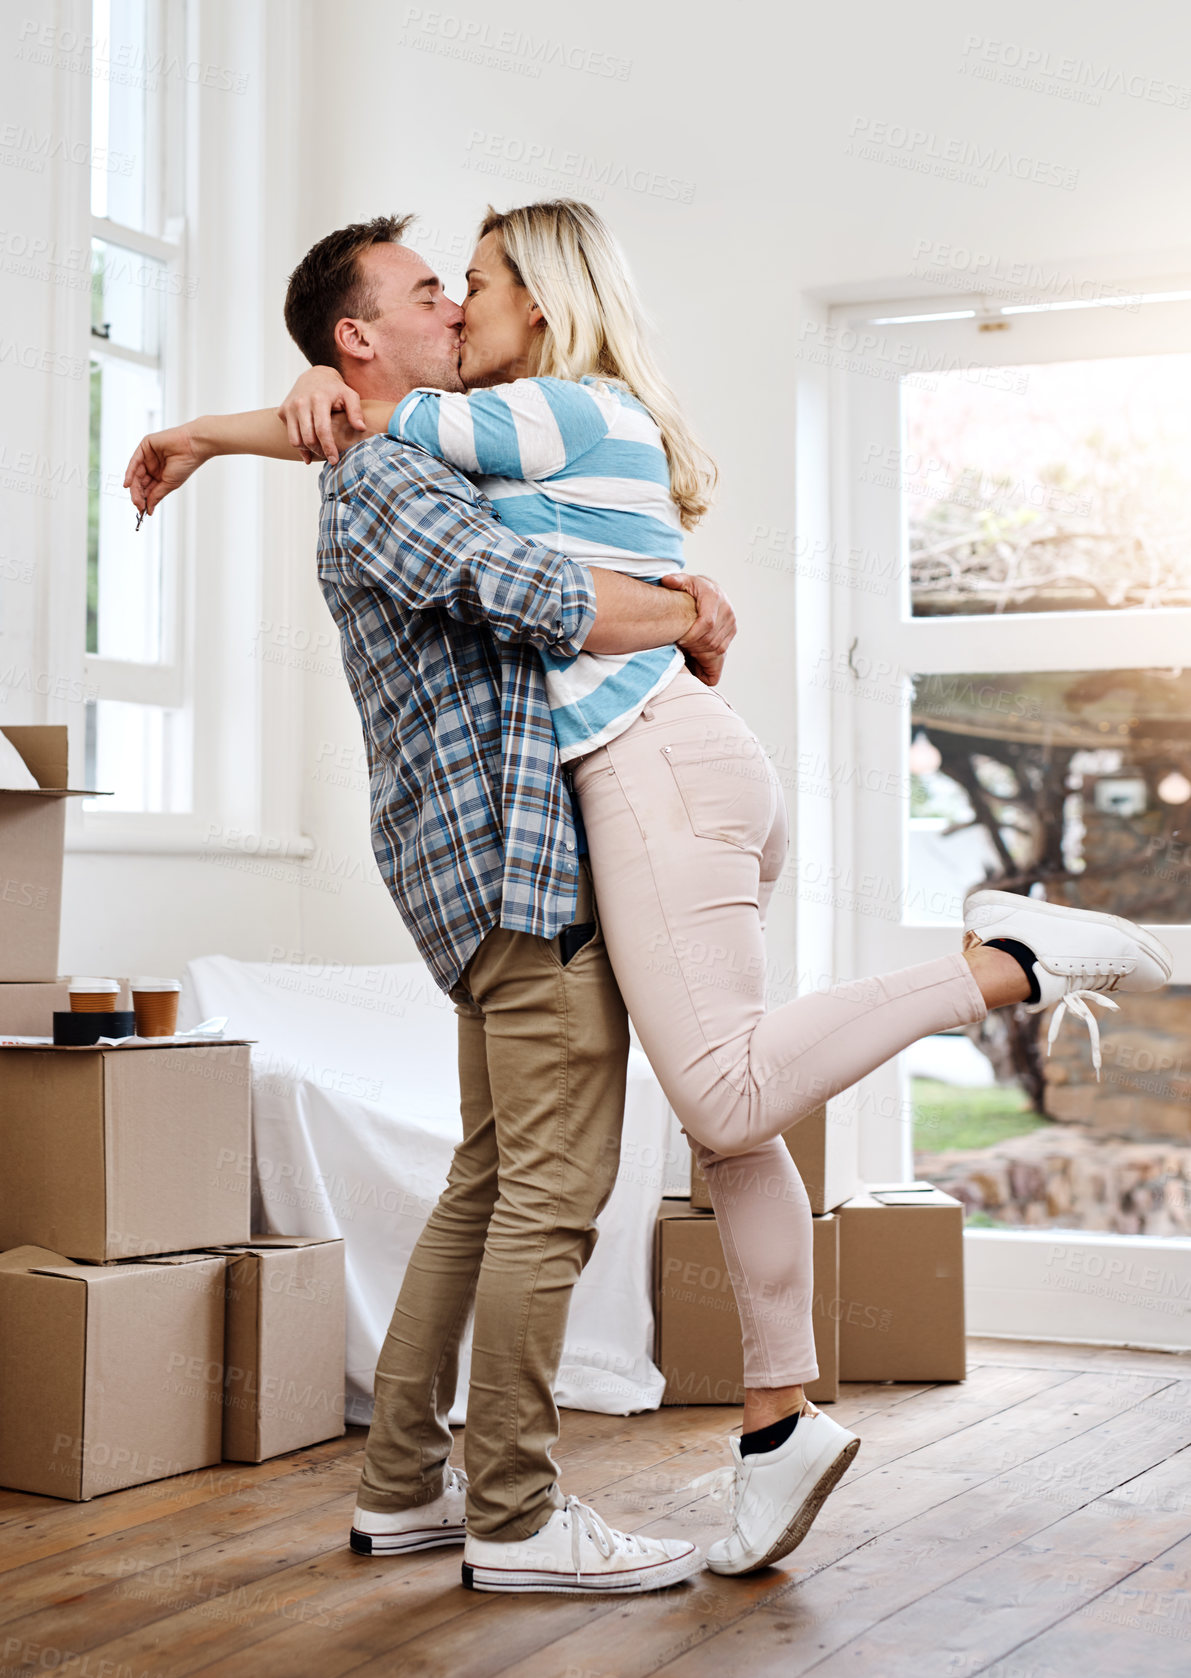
[826,286,1191,1342]
[84,0,191,814]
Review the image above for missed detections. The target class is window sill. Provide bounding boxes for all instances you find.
[67,825,316,859]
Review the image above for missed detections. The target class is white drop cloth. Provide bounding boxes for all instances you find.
[182,955,671,1425]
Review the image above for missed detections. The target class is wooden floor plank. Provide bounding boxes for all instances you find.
[979,1528,1191,1678]
[0,1430,364,1569]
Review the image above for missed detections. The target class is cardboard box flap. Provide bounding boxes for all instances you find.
[213,1236,336,1252]
[0,1244,73,1272]
[0,724,105,796]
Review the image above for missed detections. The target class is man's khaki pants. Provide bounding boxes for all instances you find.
[355,863,630,1541]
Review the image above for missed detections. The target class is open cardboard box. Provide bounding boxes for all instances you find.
[0,1042,253,1262]
[0,1245,225,1500]
[655,1202,839,1405]
[0,726,106,982]
[212,1237,347,1462]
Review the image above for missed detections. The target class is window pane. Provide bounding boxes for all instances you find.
[84,699,191,813]
[88,355,163,660]
[903,355,1191,615]
[90,0,152,231]
[909,668,1191,925]
[91,239,162,357]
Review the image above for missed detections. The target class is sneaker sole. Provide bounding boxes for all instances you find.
[706,1436,861,1577]
[963,889,1173,982]
[349,1527,466,1557]
[461,1549,702,1594]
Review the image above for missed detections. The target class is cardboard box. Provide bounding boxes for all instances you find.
[655,1202,839,1405]
[690,1102,859,1216]
[0,980,70,1035]
[215,1237,346,1462]
[0,1245,225,1500]
[0,727,103,982]
[0,1043,253,1261]
[837,1183,966,1382]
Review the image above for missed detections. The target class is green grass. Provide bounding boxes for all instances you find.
[912,1076,1048,1153]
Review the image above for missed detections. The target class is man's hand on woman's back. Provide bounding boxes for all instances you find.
[660,572,737,686]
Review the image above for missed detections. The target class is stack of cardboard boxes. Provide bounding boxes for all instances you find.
[655,1099,965,1405]
[0,726,347,1502]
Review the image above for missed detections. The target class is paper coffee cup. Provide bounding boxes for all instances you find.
[69,978,120,1014]
[130,977,180,1037]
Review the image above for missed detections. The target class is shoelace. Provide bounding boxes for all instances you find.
[685,1465,737,1518]
[561,1495,624,1582]
[1046,990,1120,1078]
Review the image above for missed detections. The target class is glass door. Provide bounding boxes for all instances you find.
[832,292,1191,1342]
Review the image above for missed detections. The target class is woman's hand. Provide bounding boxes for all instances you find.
[124,422,213,519]
[279,365,366,466]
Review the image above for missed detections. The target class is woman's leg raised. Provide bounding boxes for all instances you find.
[570,671,992,1163]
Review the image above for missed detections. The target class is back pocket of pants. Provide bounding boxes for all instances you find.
[663,737,777,850]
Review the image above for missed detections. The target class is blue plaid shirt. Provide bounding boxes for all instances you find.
[317,435,597,994]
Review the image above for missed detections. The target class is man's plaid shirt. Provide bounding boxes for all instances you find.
[317,435,597,995]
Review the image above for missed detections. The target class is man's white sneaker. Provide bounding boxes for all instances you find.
[461,1496,702,1594]
[704,1410,860,1576]
[963,889,1173,1075]
[349,1466,468,1555]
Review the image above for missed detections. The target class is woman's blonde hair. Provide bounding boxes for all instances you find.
[478,200,716,529]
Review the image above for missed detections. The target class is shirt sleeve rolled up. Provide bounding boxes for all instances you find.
[340,440,596,657]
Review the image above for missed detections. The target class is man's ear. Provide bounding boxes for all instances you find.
[334,316,375,365]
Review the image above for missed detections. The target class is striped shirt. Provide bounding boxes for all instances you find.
[317,435,596,994]
[388,375,686,761]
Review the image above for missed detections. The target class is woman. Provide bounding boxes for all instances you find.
[125,200,1171,1576]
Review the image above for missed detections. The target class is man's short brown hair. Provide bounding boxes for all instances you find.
[283,214,416,369]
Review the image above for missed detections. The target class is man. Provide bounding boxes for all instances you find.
[127,216,733,1594]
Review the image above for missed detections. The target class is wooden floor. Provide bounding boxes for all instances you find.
[2,1339,1190,1677]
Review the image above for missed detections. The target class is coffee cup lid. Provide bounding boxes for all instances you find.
[130,977,181,991]
[69,977,120,993]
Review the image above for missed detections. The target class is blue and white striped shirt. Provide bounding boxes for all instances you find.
[388,375,686,761]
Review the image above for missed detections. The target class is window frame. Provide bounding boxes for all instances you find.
[83,0,192,824]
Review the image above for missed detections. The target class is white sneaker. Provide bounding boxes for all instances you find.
[349,1466,468,1555]
[704,1409,860,1576]
[963,889,1172,1075]
[462,1495,702,1594]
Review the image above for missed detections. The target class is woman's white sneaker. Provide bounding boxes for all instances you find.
[704,1409,860,1576]
[462,1496,701,1594]
[963,889,1173,1074]
[349,1466,468,1555]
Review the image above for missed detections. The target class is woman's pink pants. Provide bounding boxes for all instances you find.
[572,671,987,1387]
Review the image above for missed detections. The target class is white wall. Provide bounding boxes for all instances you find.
[6,0,1191,979]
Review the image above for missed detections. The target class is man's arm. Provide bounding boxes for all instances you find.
[344,447,734,674]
